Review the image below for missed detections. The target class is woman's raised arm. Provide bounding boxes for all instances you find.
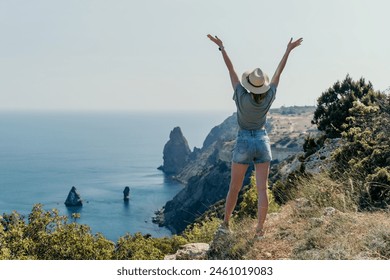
[271,37,303,88]
[207,34,240,90]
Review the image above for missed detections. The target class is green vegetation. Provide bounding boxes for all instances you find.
[182,217,221,243]
[237,174,281,219]
[114,233,186,260]
[191,76,390,259]
[0,205,115,260]
[332,93,390,208]
[0,204,186,260]
[275,75,389,210]
[316,75,390,209]
[312,74,381,138]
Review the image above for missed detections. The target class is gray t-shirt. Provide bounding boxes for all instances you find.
[233,83,276,130]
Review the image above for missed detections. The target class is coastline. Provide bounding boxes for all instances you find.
[0,111,230,241]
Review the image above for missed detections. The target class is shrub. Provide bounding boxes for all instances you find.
[312,75,379,138]
[114,233,164,260]
[302,134,326,158]
[0,204,115,260]
[0,204,187,260]
[182,217,221,243]
[237,173,280,219]
[332,95,390,209]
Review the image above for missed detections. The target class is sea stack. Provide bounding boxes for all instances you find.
[123,186,130,201]
[158,127,191,175]
[64,186,83,207]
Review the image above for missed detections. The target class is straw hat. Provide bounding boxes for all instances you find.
[241,68,270,94]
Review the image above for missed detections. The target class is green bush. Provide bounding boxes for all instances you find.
[332,95,390,209]
[237,173,280,218]
[302,134,326,159]
[182,217,221,243]
[0,204,115,260]
[0,204,187,260]
[115,233,164,260]
[312,75,380,138]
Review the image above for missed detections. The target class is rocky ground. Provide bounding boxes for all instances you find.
[268,110,317,145]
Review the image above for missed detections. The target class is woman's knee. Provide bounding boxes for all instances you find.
[227,182,242,197]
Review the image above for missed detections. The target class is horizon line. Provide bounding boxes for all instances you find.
[0,105,316,113]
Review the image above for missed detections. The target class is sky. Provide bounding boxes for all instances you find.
[0,0,389,112]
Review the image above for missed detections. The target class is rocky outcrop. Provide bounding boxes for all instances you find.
[64,186,83,207]
[303,138,342,174]
[123,186,130,201]
[158,127,191,175]
[164,243,210,260]
[275,137,342,183]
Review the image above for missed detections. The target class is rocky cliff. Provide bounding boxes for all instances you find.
[158,127,191,174]
[154,114,241,234]
[174,113,239,184]
[155,108,317,234]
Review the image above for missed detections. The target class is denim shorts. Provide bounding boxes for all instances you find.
[232,129,272,164]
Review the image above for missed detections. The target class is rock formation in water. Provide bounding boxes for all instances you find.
[123,186,130,201]
[158,127,191,175]
[64,186,83,207]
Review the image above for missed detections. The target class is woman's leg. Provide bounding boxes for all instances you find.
[223,162,249,226]
[255,162,270,233]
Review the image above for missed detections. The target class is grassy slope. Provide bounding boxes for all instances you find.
[207,173,390,260]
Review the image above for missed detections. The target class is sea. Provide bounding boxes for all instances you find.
[0,110,231,241]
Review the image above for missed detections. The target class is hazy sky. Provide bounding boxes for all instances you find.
[1,0,389,112]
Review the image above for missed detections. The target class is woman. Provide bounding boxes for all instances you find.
[207,34,303,238]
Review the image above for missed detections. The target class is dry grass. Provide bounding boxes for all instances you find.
[236,201,390,260]
[293,173,358,211]
[207,172,390,260]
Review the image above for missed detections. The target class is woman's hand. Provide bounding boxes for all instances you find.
[207,34,224,48]
[271,37,303,87]
[287,37,303,52]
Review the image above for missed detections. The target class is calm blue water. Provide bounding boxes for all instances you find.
[0,111,230,241]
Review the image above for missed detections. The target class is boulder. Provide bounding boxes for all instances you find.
[64,186,83,207]
[164,243,210,260]
[304,138,342,173]
[159,127,191,175]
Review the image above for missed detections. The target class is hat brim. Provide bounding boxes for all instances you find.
[241,70,270,94]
